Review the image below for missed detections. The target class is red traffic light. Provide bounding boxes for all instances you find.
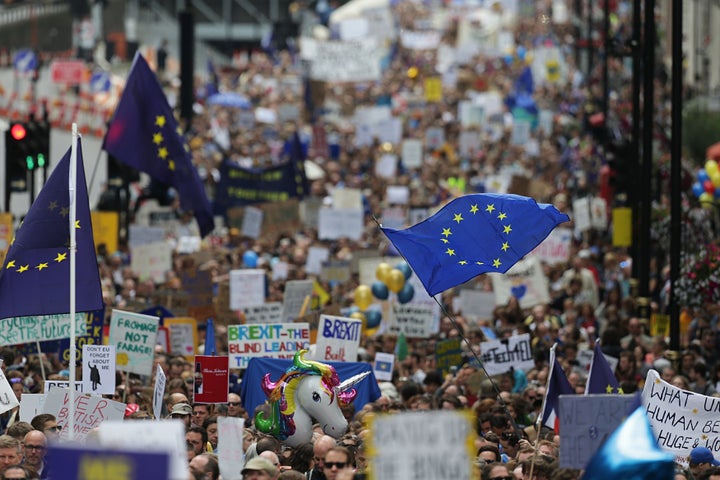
[9,123,26,141]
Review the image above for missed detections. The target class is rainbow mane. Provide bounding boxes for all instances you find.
[255,350,341,440]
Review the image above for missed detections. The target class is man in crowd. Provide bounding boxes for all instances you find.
[189,452,220,480]
[307,435,336,480]
[21,430,48,479]
[0,435,22,471]
[241,456,278,480]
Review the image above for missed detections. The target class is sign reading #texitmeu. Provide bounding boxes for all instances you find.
[478,333,534,376]
[314,315,361,362]
[108,310,159,376]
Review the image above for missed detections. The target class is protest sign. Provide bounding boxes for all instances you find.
[303,38,383,82]
[129,224,166,248]
[181,269,214,309]
[218,417,245,479]
[305,246,329,275]
[282,280,314,322]
[20,393,46,423]
[457,290,496,321]
[229,269,265,310]
[436,339,462,378]
[153,365,166,420]
[387,304,433,338]
[314,315,362,362]
[321,260,351,284]
[369,410,475,480]
[44,389,125,442]
[488,256,550,309]
[478,334,534,376]
[97,420,188,480]
[82,345,116,395]
[193,355,229,404]
[642,369,720,466]
[401,139,423,169]
[45,380,83,393]
[558,394,636,468]
[227,323,310,369]
[374,352,395,382]
[0,313,87,347]
[108,310,160,376]
[47,444,170,480]
[0,367,19,415]
[241,206,263,239]
[530,226,572,265]
[242,302,283,324]
[130,241,172,283]
[164,317,198,361]
[318,208,364,241]
[91,211,119,255]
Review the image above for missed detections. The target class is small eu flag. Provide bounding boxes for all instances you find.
[381,193,569,296]
[585,339,623,394]
[103,53,214,237]
[539,347,574,433]
[0,138,103,320]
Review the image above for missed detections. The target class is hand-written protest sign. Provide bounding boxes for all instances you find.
[530,226,572,265]
[82,345,116,395]
[488,256,550,309]
[153,365,166,420]
[242,302,283,324]
[229,269,266,310]
[0,367,19,415]
[46,444,170,480]
[435,338,462,378]
[218,417,245,480]
[314,315,362,362]
[387,305,433,338]
[282,280,313,322]
[227,323,310,368]
[0,313,87,346]
[642,369,720,466]
[164,317,198,361]
[44,389,126,442]
[559,394,636,469]
[478,334,534,376]
[369,410,476,480]
[193,355,229,404]
[20,394,46,423]
[108,310,160,376]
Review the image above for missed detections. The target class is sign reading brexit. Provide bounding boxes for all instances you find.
[227,323,310,368]
[314,315,361,362]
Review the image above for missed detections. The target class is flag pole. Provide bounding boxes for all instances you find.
[68,123,79,441]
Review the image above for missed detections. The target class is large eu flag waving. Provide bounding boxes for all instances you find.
[0,138,103,320]
[103,53,214,237]
[381,193,569,296]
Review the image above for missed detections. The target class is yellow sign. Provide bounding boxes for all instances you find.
[651,313,670,338]
[424,77,442,103]
[612,207,632,247]
[91,211,119,254]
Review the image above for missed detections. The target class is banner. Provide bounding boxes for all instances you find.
[387,305,434,338]
[314,315,362,362]
[0,313,87,347]
[82,345,116,395]
[44,389,126,442]
[227,323,310,368]
[193,355,229,404]
[108,310,160,376]
[215,160,303,210]
[642,369,720,466]
[478,334,534,376]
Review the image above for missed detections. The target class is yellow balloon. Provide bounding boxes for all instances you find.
[407,66,418,79]
[711,171,720,188]
[699,192,715,209]
[706,159,719,176]
[364,326,379,337]
[355,285,373,310]
[386,269,406,293]
[376,262,392,283]
[350,311,366,322]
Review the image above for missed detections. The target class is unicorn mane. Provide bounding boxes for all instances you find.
[255,350,341,440]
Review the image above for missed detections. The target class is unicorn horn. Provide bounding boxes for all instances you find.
[338,371,371,392]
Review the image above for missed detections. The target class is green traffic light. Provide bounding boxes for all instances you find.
[37,153,45,168]
[25,155,35,171]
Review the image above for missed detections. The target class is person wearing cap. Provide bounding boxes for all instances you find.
[241,456,278,480]
[690,446,720,478]
[169,402,192,429]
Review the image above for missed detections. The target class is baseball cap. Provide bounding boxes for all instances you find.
[170,403,192,416]
[690,446,720,466]
[241,457,278,476]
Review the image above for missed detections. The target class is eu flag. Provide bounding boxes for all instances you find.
[381,193,569,296]
[103,53,214,237]
[0,138,103,320]
[540,348,574,433]
[582,406,674,480]
[585,339,623,394]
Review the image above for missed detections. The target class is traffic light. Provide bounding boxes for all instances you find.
[5,122,30,193]
[22,119,50,172]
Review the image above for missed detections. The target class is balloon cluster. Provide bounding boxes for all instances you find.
[692,160,720,208]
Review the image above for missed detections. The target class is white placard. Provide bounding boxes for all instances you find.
[318,208,364,241]
[82,345,116,395]
[241,206,263,239]
[590,196,608,230]
[130,241,172,283]
[242,302,283,324]
[108,310,160,376]
[401,139,423,169]
[282,280,314,322]
[218,417,245,479]
[44,389,126,442]
[457,290,496,320]
[153,365,166,420]
[530,226,572,265]
[375,154,398,179]
[0,368,19,415]
[488,256,550,309]
[387,305,434,338]
[305,246,330,275]
[374,352,395,382]
[44,380,83,393]
[332,188,363,210]
[20,393,45,423]
[478,333,534,376]
[303,38,383,82]
[572,197,591,232]
[129,225,166,248]
[314,315,362,363]
[229,269,266,310]
[386,186,410,205]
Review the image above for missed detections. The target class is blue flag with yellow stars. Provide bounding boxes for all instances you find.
[103,52,214,237]
[585,339,623,394]
[0,138,103,320]
[582,406,674,480]
[381,193,569,296]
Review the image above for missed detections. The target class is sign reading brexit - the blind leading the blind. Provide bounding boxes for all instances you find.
[227,323,310,368]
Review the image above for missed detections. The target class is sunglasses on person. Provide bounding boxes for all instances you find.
[324,462,347,469]
[228,402,241,407]
[489,476,513,480]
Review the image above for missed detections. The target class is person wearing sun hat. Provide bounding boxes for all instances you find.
[241,456,278,480]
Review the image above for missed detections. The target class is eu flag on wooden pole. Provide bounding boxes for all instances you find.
[381,193,569,296]
[103,52,214,237]
[0,137,103,320]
